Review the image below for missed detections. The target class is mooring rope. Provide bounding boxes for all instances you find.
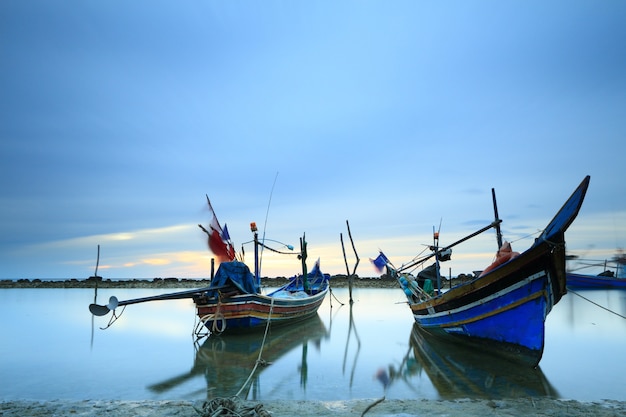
[329,286,345,306]
[211,298,226,334]
[100,305,127,330]
[568,288,626,319]
[361,396,385,416]
[235,297,275,398]
[194,299,276,417]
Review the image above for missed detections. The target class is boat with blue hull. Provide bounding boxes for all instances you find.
[566,253,626,289]
[193,259,329,334]
[566,272,626,289]
[373,176,590,366]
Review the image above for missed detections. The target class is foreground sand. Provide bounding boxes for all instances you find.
[2,398,625,417]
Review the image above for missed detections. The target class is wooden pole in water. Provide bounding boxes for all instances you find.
[340,232,352,302]
[340,220,360,304]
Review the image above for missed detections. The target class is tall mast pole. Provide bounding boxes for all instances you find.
[492,188,503,250]
[251,222,260,287]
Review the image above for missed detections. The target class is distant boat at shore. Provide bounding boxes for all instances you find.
[566,252,626,289]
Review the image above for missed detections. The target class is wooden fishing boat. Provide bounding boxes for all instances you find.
[566,272,626,289]
[566,254,626,289]
[372,176,590,367]
[89,197,330,335]
[192,258,330,334]
[193,200,330,334]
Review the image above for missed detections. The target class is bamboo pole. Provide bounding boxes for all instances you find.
[340,220,360,304]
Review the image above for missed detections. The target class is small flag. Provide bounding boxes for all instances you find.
[221,224,231,242]
[370,252,389,273]
[202,196,236,262]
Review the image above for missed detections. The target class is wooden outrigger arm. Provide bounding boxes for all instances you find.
[397,220,502,273]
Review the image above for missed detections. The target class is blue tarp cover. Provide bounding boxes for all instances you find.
[210,261,260,294]
[282,260,329,292]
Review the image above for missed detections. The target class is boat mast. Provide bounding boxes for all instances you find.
[251,222,260,287]
[492,188,503,250]
[300,233,310,292]
[433,226,442,293]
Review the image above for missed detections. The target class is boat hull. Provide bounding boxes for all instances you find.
[410,242,565,366]
[405,175,590,366]
[194,286,328,334]
[566,272,626,289]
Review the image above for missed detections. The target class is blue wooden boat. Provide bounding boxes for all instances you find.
[374,176,590,367]
[566,252,626,288]
[566,272,626,289]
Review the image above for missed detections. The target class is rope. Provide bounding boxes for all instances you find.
[100,305,127,330]
[211,312,226,334]
[361,396,385,416]
[510,230,542,244]
[329,287,345,306]
[211,298,226,334]
[194,300,276,416]
[235,297,275,398]
[193,397,271,417]
[568,289,626,320]
[192,295,228,340]
[193,314,211,340]
[258,172,279,277]
[257,241,300,256]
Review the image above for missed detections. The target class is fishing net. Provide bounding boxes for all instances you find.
[193,397,271,417]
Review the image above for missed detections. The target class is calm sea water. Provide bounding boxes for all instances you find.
[0,287,624,402]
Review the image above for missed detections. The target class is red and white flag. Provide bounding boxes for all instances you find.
[201,196,236,262]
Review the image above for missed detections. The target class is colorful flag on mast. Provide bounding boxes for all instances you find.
[200,196,236,262]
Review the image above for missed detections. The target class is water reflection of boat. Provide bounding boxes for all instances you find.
[408,324,559,399]
[148,315,327,400]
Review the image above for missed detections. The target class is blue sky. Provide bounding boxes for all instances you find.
[1,1,625,280]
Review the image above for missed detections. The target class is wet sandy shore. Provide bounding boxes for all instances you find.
[2,398,625,417]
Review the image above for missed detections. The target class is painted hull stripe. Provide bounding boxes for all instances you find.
[411,271,547,319]
[416,289,546,328]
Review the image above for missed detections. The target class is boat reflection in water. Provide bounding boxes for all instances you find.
[148,315,327,400]
[410,324,558,398]
[378,323,559,399]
